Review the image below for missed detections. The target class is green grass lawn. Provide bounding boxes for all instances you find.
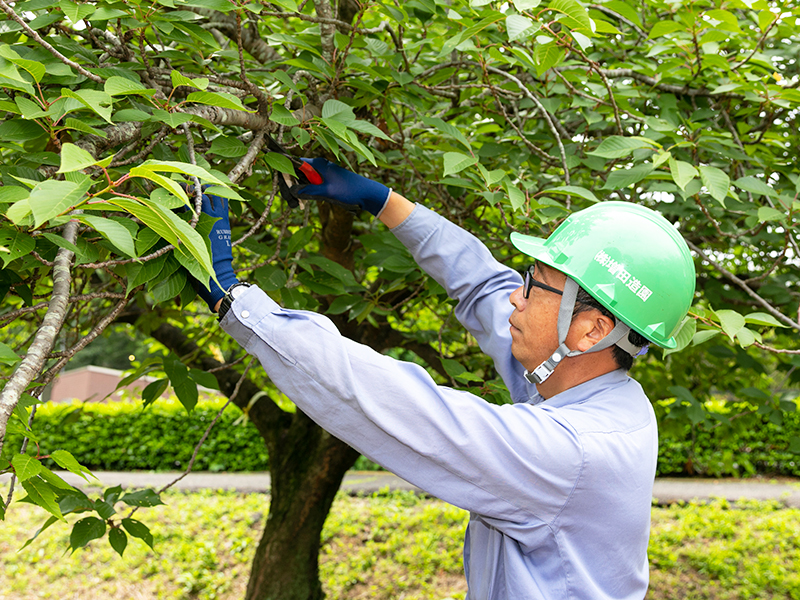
[1,490,799,600]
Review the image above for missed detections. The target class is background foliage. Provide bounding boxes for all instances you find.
[0,0,798,595]
[2,396,799,477]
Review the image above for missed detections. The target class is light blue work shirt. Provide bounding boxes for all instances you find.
[221,204,658,600]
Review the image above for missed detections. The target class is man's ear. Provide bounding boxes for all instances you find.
[573,310,617,352]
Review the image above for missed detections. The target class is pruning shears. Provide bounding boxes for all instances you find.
[265,134,324,209]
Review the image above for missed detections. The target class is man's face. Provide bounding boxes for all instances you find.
[508,261,566,371]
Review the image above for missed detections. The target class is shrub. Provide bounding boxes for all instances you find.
[657,411,800,478]
[2,397,269,472]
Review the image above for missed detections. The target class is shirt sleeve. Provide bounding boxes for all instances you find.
[391,204,536,403]
[221,285,582,524]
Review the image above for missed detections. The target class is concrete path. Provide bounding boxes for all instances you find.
[3,471,799,507]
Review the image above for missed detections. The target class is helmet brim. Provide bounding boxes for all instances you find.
[510,232,547,260]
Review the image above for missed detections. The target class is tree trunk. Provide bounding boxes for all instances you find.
[246,411,358,600]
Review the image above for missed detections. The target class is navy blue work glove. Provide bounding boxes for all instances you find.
[195,191,238,310]
[294,158,391,217]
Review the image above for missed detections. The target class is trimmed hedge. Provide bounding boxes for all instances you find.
[657,413,800,477]
[2,398,269,472]
[3,398,799,477]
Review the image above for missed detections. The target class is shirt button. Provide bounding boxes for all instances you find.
[241,310,250,319]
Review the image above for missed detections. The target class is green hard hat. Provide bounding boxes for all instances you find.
[510,201,696,348]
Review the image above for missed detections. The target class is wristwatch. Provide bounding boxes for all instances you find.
[217,282,252,321]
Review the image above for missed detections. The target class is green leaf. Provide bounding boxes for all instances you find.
[715,309,746,341]
[544,185,598,203]
[254,264,288,291]
[347,119,393,141]
[109,528,128,556]
[443,152,477,177]
[0,227,34,266]
[61,88,113,123]
[513,0,541,9]
[692,329,719,346]
[270,104,300,126]
[649,21,684,38]
[663,317,696,356]
[188,368,219,390]
[171,70,208,90]
[705,9,742,33]
[41,232,79,255]
[744,312,788,327]
[264,152,296,176]
[120,490,164,508]
[698,166,730,203]
[0,340,21,365]
[15,96,46,119]
[548,0,592,31]
[57,143,97,173]
[735,327,757,348]
[6,198,32,226]
[668,157,698,191]
[589,136,656,159]
[321,99,356,123]
[136,160,229,187]
[64,117,108,138]
[601,164,654,190]
[209,136,247,158]
[152,109,193,128]
[534,42,565,76]
[163,353,198,412]
[757,207,785,222]
[0,185,29,204]
[37,466,76,491]
[141,378,168,408]
[506,14,534,41]
[186,91,251,112]
[59,0,95,23]
[441,358,483,383]
[104,76,154,97]
[734,176,776,197]
[151,268,188,303]
[421,116,471,151]
[80,215,136,257]
[12,454,42,481]
[106,197,214,282]
[0,45,45,83]
[504,180,526,211]
[121,518,155,549]
[69,517,106,552]
[29,177,93,228]
[21,477,64,521]
[50,449,95,482]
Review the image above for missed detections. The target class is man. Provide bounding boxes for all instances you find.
[194,158,696,599]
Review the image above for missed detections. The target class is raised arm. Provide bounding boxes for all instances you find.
[296,163,534,402]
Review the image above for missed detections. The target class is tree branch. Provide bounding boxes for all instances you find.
[314,0,336,63]
[0,0,104,84]
[484,65,571,185]
[0,219,79,456]
[688,240,800,332]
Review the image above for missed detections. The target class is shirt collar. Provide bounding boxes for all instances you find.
[529,369,630,408]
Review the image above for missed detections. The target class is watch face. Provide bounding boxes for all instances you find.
[230,283,250,299]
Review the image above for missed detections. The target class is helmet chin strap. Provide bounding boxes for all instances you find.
[524,277,634,385]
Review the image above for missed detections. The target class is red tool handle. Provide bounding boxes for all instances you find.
[299,162,323,185]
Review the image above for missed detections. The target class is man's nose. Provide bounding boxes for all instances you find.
[510,285,526,311]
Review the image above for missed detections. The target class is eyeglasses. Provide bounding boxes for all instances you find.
[522,264,563,299]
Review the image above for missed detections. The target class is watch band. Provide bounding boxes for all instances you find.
[218,282,252,321]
